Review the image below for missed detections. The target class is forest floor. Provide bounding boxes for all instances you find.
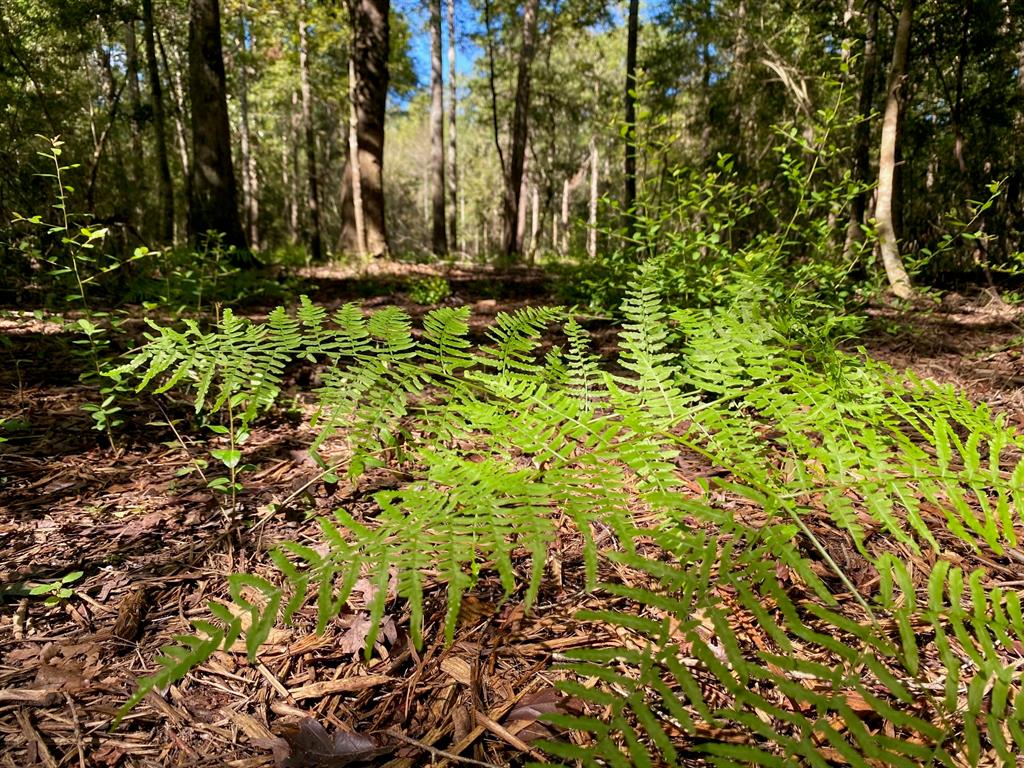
[1,263,1023,767]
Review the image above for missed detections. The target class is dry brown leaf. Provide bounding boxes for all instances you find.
[256,717,390,767]
[503,686,570,743]
[338,614,373,655]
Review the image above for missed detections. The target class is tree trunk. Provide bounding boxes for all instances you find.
[346,47,366,259]
[952,0,972,175]
[501,0,540,259]
[188,0,247,252]
[157,28,191,187]
[623,0,639,231]
[340,0,389,259]
[238,4,260,250]
[299,4,323,261]
[482,0,505,181]
[528,182,540,264]
[124,20,146,228]
[446,0,458,253]
[429,0,447,256]
[874,0,914,299]
[843,0,878,260]
[588,137,598,260]
[142,0,174,244]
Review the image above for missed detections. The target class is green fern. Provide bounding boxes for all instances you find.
[111,271,1024,765]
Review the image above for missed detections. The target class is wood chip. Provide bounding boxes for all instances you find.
[290,674,393,700]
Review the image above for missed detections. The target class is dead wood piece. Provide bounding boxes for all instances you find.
[0,688,62,706]
[290,675,393,700]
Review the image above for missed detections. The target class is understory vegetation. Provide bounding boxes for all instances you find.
[5,1,1024,762]
[101,259,1024,765]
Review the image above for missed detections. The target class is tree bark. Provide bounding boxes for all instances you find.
[482,0,505,181]
[623,0,639,231]
[347,55,366,259]
[843,0,878,260]
[446,0,458,253]
[446,0,458,252]
[874,0,914,299]
[157,28,191,186]
[142,0,175,243]
[238,4,260,250]
[588,137,598,260]
[299,4,323,261]
[124,20,146,228]
[340,0,389,259]
[187,0,247,252]
[429,0,447,256]
[502,0,540,259]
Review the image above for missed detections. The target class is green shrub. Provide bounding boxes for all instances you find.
[405,274,452,304]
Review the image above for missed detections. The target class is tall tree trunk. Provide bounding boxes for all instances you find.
[299,4,323,261]
[952,0,972,175]
[238,4,260,250]
[88,41,127,215]
[588,137,598,260]
[874,0,914,299]
[623,0,639,231]
[429,0,447,256]
[843,0,878,260]
[125,20,146,229]
[157,29,192,186]
[188,0,247,251]
[340,0,389,258]
[446,0,458,252]
[502,0,540,259]
[142,0,175,243]
[290,90,302,242]
[482,0,505,181]
[528,182,540,265]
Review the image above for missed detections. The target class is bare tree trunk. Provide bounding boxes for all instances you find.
[446,0,458,252]
[290,90,302,241]
[188,0,247,252]
[502,0,539,259]
[588,138,598,260]
[87,41,127,214]
[124,20,146,228]
[346,46,366,259]
[874,0,914,299]
[516,152,529,252]
[428,0,447,256]
[281,139,297,244]
[299,4,323,261]
[482,0,505,180]
[952,0,972,175]
[843,0,878,260]
[560,178,571,255]
[340,0,389,258]
[142,0,175,243]
[238,4,260,250]
[528,182,540,265]
[157,29,191,185]
[623,0,639,232]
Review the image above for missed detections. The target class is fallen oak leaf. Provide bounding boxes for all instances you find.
[256,717,391,767]
[503,686,575,744]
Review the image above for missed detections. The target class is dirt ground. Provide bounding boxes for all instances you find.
[2,265,1023,767]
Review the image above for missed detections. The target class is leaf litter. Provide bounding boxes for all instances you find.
[2,272,1024,766]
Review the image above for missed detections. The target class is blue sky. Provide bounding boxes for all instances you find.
[395,0,484,88]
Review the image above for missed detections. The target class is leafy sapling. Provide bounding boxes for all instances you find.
[28,571,84,608]
[12,136,147,451]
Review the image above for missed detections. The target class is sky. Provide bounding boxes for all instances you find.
[395,0,485,89]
